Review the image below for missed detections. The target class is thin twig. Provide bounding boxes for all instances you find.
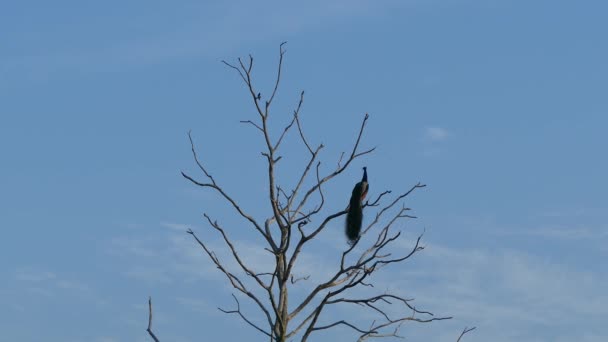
[457,326,477,342]
[240,120,264,132]
[266,41,287,112]
[219,294,272,338]
[147,297,160,342]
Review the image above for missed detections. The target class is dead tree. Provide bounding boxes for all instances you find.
[149,43,474,341]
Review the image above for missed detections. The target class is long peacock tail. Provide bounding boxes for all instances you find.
[345,202,363,245]
[345,167,369,245]
[345,182,364,245]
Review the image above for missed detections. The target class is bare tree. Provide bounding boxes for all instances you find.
[148,43,474,341]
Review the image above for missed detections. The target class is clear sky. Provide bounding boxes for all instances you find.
[2,1,607,341]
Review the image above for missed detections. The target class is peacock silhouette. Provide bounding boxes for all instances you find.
[345,167,368,245]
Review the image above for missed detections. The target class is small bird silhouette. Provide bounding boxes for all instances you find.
[256,93,261,100]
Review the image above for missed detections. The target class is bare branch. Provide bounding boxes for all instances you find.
[289,206,431,334]
[221,60,247,83]
[203,213,270,291]
[349,113,373,161]
[358,315,452,341]
[358,322,405,340]
[274,90,305,151]
[223,54,266,120]
[187,130,216,184]
[219,294,272,338]
[363,183,426,235]
[313,320,374,334]
[147,297,160,342]
[290,161,325,225]
[292,113,374,221]
[182,131,276,249]
[186,228,275,331]
[266,41,287,112]
[294,93,314,155]
[240,120,264,132]
[284,143,323,220]
[290,274,311,284]
[336,151,345,168]
[364,190,392,207]
[457,326,477,342]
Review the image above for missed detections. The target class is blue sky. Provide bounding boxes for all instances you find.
[2,0,607,341]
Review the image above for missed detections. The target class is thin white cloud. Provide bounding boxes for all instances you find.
[123,267,173,284]
[491,224,608,241]
[15,269,56,282]
[14,268,95,301]
[26,287,54,297]
[175,297,217,316]
[107,236,159,258]
[380,242,608,341]
[107,220,608,341]
[110,221,352,303]
[421,126,450,157]
[425,126,449,142]
[160,222,191,232]
[3,0,409,80]
[56,279,91,292]
[96,337,119,342]
[523,225,608,240]
[12,304,26,313]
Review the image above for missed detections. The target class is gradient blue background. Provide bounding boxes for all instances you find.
[2,1,607,341]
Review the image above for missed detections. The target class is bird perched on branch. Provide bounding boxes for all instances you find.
[345,167,369,245]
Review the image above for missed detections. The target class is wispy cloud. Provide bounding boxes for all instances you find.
[15,269,56,282]
[3,0,409,81]
[106,219,608,341]
[425,126,449,142]
[96,337,119,342]
[175,297,218,316]
[380,242,608,341]
[14,267,94,299]
[421,126,450,157]
[123,267,174,284]
[107,236,159,258]
[109,231,210,283]
[515,225,608,240]
[488,223,608,242]
[161,222,192,232]
[109,221,349,299]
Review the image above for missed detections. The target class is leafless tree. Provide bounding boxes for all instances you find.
[147,43,474,341]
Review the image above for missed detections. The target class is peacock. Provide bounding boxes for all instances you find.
[345,167,369,245]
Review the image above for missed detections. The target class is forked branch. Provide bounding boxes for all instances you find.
[219,294,273,338]
[147,297,160,342]
[457,326,477,342]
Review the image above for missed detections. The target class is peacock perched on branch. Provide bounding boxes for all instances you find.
[345,167,369,245]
